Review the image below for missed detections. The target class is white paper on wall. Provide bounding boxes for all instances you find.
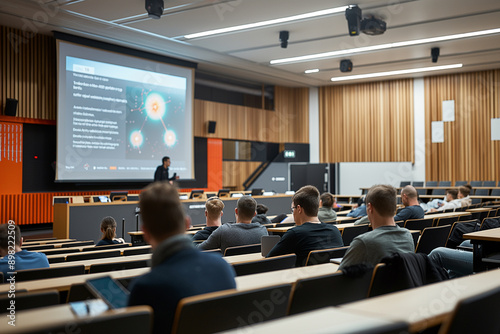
[492,118,500,141]
[432,121,444,143]
[442,100,455,122]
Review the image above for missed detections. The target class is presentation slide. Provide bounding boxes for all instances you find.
[56,41,194,182]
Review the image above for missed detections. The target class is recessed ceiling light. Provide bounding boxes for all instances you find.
[184,6,347,39]
[271,28,500,65]
[305,69,320,74]
[330,63,463,82]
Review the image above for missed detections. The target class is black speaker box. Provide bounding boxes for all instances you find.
[5,98,18,116]
[340,60,353,72]
[208,121,216,134]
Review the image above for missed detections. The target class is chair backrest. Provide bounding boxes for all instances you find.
[438,286,500,334]
[400,181,411,187]
[432,188,446,196]
[288,270,372,315]
[0,290,59,312]
[426,181,438,187]
[172,284,292,334]
[439,181,451,187]
[435,216,459,227]
[454,181,467,186]
[415,225,453,255]
[37,305,152,333]
[224,243,261,256]
[491,189,500,196]
[470,181,483,187]
[483,181,496,187]
[342,225,371,246]
[232,254,296,276]
[88,260,149,274]
[474,189,490,196]
[278,222,296,227]
[67,283,95,303]
[417,188,427,196]
[24,237,57,243]
[123,247,152,256]
[82,243,131,251]
[21,244,55,251]
[40,248,81,256]
[457,214,472,221]
[305,246,349,266]
[66,250,121,262]
[404,218,435,231]
[412,181,424,187]
[16,265,85,282]
[61,241,95,248]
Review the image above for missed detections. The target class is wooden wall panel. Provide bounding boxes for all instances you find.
[222,161,262,190]
[194,86,309,143]
[319,79,414,163]
[425,70,500,182]
[1,26,56,120]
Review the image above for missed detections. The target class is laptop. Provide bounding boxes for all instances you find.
[261,235,281,257]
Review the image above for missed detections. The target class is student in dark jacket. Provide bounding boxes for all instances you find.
[267,185,343,266]
[192,197,224,241]
[128,182,236,334]
[252,203,272,225]
[96,216,124,246]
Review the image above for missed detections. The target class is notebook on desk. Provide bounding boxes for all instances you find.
[261,235,281,257]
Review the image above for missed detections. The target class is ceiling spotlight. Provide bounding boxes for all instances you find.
[146,0,164,19]
[431,47,440,63]
[279,31,289,48]
[345,5,362,36]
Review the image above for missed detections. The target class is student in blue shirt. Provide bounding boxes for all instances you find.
[0,223,50,278]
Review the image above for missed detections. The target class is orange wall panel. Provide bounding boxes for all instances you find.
[206,138,223,191]
[0,122,23,194]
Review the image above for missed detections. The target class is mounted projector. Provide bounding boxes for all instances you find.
[360,16,386,35]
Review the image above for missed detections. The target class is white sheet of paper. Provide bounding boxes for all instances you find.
[442,100,455,122]
[492,118,500,141]
[432,121,444,143]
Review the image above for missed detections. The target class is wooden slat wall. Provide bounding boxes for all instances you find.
[222,161,262,190]
[425,70,500,182]
[0,26,56,120]
[194,86,309,143]
[319,79,414,163]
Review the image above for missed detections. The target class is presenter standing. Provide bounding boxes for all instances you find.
[154,156,179,183]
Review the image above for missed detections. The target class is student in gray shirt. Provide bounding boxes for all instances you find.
[339,184,414,270]
[198,195,268,253]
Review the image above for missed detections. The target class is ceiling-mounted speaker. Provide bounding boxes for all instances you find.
[146,0,164,19]
[345,5,362,36]
[208,121,216,134]
[5,98,18,116]
[431,47,440,63]
[340,60,353,72]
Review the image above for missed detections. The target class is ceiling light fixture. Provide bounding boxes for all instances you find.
[271,28,500,65]
[330,63,463,82]
[184,6,347,39]
[304,69,319,74]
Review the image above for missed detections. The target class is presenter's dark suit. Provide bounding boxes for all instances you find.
[154,165,175,182]
[128,235,236,334]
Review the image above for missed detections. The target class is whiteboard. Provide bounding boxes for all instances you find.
[338,162,414,195]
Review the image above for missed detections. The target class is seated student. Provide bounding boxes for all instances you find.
[346,196,367,218]
[0,224,50,277]
[266,186,343,266]
[96,216,125,246]
[198,195,268,253]
[252,204,272,225]
[318,192,337,222]
[458,185,472,207]
[354,185,424,225]
[428,189,462,212]
[339,185,414,270]
[192,197,224,241]
[428,246,473,278]
[128,182,236,334]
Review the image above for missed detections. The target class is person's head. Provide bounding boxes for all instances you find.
[446,189,458,201]
[292,186,320,223]
[100,216,117,240]
[458,186,471,199]
[205,197,224,226]
[256,204,268,215]
[401,185,418,206]
[0,224,22,256]
[162,156,171,168]
[320,192,335,209]
[139,181,188,247]
[366,185,397,225]
[235,196,257,223]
